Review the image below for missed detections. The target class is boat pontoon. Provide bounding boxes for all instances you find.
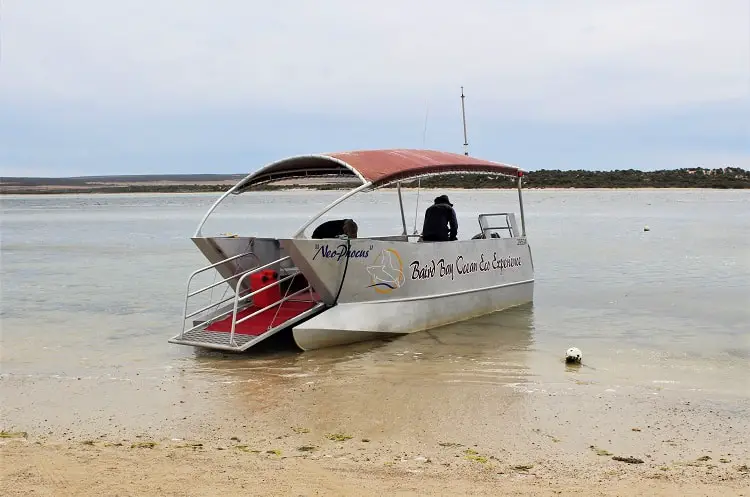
[168,149,534,352]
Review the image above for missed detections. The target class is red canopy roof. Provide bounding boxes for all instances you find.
[236,149,522,191]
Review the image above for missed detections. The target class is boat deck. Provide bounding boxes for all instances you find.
[174,293,324,350]
[204,296,320,336]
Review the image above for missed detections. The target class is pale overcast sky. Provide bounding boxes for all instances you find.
[1,0,748,176]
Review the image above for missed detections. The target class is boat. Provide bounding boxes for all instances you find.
[168,149,535,352]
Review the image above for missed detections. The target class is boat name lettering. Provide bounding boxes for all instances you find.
[490,252,523,271]
[409,260,436,280]
[409,258,456,281]
[409,253,522,280]
[312,243,372,262]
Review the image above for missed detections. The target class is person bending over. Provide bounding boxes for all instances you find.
[421,195,458,242]
[311,219,358,239]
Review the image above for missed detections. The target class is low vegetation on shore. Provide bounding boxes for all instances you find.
[412,167,749,190]
[2,167,748,194]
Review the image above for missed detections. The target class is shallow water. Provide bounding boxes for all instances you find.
[1,189,749,455]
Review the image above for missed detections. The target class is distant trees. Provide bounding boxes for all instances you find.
[2,168,748,194]
[402,167,750,190]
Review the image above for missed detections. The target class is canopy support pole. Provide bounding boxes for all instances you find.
[397,182,408,236]
[292,182,373,238]
[193,182,245,237]
[517,173,526,237]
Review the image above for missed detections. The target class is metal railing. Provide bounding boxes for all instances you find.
[477,213,518,238]
[180,253,283,336]
[228,274,315,346]
[180,252,258,336]
[179,252,320,345]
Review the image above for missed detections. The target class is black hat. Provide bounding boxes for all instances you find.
[434,194,452,206]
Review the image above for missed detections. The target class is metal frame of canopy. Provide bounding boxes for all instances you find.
[193,149,527,240]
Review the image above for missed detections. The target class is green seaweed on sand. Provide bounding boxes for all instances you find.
[131,441,157,449]
[297,445,317,452]
[464,449,488,464]
[533,429,562,443]
[235,445,261,453]
[612,456,644,464]
[438,442,462,448]
[175,443,203,450]
[0,431,28,439]
[589,445,613,456]
[266,449,282,456]
[325,433,352,442]
[512,464,534,471]
[291,427,310,434]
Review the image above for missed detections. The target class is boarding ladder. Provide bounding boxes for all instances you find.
[168,253,325,352]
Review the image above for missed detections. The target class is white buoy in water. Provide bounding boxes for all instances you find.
[565,347,582,364]
[643,225,650,232]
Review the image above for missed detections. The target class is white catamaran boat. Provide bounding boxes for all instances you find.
[168,149,535,352]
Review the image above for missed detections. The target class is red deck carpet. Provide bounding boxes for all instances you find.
[205,299,318,336]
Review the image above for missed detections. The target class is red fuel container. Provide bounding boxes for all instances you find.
[250,270,281,308]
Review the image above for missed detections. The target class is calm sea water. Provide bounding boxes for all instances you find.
[1,189,749,438]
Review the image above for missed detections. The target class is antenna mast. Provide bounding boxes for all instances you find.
[460,86,469,156]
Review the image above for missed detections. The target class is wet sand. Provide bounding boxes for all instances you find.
[3,330,749,496]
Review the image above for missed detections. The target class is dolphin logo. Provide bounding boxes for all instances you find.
[366,248,405,294]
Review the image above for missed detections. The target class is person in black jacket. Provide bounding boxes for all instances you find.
[311,219,358,239]
[421,195,458,242]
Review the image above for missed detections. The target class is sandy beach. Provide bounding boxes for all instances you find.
[3,331,749,496]
[2,370,748,497]
[2,436,748,497]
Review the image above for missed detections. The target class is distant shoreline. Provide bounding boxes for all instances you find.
[2,167,748,194]
[1,185,749,196]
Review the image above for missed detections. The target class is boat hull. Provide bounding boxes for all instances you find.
[291,278,533,350]
[282,235,534,350]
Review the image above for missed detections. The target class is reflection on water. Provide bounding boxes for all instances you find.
[195,304,536,387]
[197,305,540,449]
